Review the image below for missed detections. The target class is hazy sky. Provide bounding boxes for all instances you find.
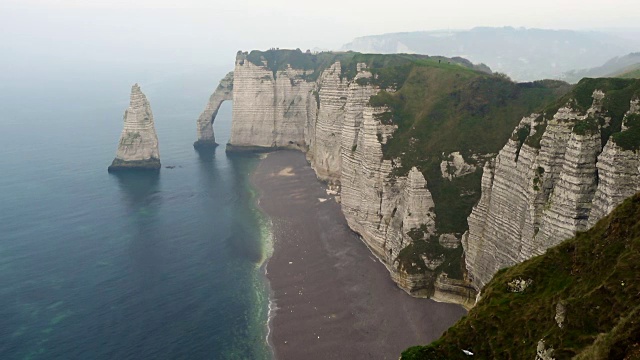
[3,0,640,71]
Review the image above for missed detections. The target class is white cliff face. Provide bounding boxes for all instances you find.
[464,93,640,290]
[588,103,640,225]
[195,71,233,147]
[206,54,457,301]
[109,84,160,171]
[305,62,348,183]
[228,53,316,150]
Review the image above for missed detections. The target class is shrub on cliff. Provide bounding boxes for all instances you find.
[401,193,640,360]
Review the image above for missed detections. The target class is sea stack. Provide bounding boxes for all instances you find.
[108,84,161,172]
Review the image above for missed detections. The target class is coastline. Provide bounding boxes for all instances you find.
[244,153,277,360]
[251,150,466,360]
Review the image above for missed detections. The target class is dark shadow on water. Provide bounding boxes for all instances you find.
[194,145,224,198]
[226,223,264,264]
[225,153,266,265]
[110,171,161,209]
[111,171,163,287]
[194,146,216,163]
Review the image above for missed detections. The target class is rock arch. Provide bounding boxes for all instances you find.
[193,71,234,148]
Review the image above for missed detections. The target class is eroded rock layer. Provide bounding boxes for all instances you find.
[228,55,315,150]
[200,52,471,304]
[464,91,640,290]
[109,84,160,171]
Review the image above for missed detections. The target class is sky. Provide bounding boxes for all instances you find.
[2,0,639,84]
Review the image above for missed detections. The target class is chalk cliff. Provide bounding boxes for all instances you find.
[403,193,640,360]
[227,56,316,151]
[199,51,468,303]
[198,50,570,307]
[194,71,233,148]
[109,84,160,171]
[464,82,640,291]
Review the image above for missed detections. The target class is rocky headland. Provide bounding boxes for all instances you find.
[108,84,160,171]
[464,79,640,291]
[196,49,568,307]
[197,49,640,358]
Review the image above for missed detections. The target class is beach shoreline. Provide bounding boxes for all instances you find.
[251,150,466,360]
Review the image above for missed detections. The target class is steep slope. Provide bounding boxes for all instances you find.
[108,84,160,171]
[464,78,640,290]
[402,193,640,360]
[342,27,636,81]
[200,49,567,306]
[563,52,640,83]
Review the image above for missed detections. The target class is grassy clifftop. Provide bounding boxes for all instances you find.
[402,193,640,360]
[367,60,569,279]
[243,48,490,82]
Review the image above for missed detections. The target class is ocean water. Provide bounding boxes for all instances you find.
[0,66,273,359]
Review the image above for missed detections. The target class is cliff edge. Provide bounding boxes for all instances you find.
[108,84,160,171]
[402,192,640,360]
[464,79,640,291]
[198,49,566,307]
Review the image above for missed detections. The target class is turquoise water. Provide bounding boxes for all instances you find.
[0,67,273,359]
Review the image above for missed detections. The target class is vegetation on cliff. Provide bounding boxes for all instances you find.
[244,48,488,83]
[401,193,640,360]
[367,59,569,278]
[528,78,640,149]
[374,65,568,230]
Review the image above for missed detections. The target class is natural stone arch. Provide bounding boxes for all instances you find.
[194,71,234,148]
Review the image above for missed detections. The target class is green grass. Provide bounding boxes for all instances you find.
[243,49,485,83]
[527,78,640,149]
[371,65,568,236]
[572,117,599,136]
[612,113,640,150]
[401,193,640,360]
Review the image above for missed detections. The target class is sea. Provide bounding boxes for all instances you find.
[0,64,274,359]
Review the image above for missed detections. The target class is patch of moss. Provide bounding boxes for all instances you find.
[612,122,640,151]
[397,229,464,279]
[401,193,640,360]
[572,117,599,136]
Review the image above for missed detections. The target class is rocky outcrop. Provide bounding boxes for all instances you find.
[194,71,233,148]
[201,52,475,304]
[463,92,640,290]
[109,84,160,171]
[306,62,348,183]
[588,101,640,224]
[440,152,477,180]
[227,53,316,150]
